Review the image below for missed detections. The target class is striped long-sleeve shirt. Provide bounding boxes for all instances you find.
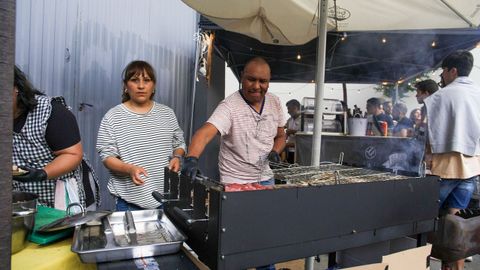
[96,102,186,209]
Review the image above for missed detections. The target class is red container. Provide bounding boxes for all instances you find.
[378,121,388,136]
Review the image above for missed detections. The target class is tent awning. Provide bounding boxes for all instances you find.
[206,26,480,84]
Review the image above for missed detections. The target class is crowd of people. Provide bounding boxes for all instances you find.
[363,82,438,139]
[11,50,480,270]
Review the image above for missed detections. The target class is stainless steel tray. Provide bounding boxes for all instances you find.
[71,209,187,263]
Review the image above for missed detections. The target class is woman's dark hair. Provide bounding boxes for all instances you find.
[409,108,421,123]
[121,60,157,102]
[14,65,44,113]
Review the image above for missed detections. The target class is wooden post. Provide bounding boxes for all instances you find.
[0,0,15,267]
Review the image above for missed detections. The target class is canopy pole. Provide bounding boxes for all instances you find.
[188,29,202,144]
[305,0,329,269]
[342,82,348,105]
[310,0,329,166]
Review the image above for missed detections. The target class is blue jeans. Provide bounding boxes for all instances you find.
[439,176,477,209]
[115,197,143,211]
[115,197,163,211]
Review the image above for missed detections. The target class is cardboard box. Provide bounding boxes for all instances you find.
[342,245,431,270]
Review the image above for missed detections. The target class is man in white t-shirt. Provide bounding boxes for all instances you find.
[285,99,301,163]
[182,57,286,185]
[425,50,480,270]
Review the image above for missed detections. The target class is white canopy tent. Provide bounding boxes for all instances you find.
[182,0,480,168]
[183,0,480,46]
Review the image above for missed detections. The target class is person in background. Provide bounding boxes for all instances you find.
[424,50,480,270]
[12,66,87,210]
[96,60,186,211]
[414,79,439,139]
[409,108,422,129]
[391,102,414,137]
[365,97,393,136]
[285,99,301,164]
[382,100,393,122]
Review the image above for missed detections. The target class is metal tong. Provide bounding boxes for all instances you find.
[124,210,137,245]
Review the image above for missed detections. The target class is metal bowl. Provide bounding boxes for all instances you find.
[11,191,38,254]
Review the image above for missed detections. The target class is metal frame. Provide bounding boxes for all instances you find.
[163,168,439,270]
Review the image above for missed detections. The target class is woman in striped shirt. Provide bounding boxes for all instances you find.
[96,60,186,210]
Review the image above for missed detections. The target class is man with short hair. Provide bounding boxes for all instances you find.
[425,50,480,270]
[285,99,301,163]
[183,57,286,185]
[413,79,439,140]
[382,100,393,121]
[391,102,414,137]
[415,79,439,105]
[366,97,393,136]
[182,57,285,270]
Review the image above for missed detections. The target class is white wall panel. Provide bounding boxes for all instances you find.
[15,0,198,209]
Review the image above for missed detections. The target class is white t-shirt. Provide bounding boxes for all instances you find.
[207,91,286,183]
[286,115,301,152]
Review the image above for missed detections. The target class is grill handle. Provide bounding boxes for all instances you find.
[173,206,208,225]
[152,191,180,203]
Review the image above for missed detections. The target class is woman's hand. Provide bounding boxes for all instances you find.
[168,157,181,173]
[103,157,148,185]
[127,164,148,185]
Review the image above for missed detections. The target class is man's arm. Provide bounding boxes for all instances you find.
[186,123,219,158]
[271,127,286,154]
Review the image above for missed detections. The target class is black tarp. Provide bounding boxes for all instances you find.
[201,17,480,83]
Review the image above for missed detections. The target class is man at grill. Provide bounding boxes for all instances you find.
[424,50,480,270]
[182,56,286,184]
[182,57,286,269]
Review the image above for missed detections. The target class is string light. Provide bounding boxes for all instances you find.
[296,54,302,60]
[341,36,346,41]
[431,41,436,47]
[381,37,387,44]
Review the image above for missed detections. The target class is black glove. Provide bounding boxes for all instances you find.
[13,166,47,182]
[181,156,199,181]
[267,151,281,163]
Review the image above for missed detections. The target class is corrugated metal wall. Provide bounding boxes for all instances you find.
[15,0,198,209]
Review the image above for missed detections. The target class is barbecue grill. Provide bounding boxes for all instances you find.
[161,163,439,269]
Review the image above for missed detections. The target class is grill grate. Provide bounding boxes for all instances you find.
[272,163,410,186]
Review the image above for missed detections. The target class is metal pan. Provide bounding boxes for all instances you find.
[36,203,111,232]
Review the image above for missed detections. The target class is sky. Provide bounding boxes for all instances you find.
[226,47,480,121]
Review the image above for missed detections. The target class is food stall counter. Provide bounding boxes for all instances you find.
[12,238,96,270]
[12,237,203,270]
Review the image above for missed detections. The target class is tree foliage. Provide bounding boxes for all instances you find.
[374,72,433,101]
